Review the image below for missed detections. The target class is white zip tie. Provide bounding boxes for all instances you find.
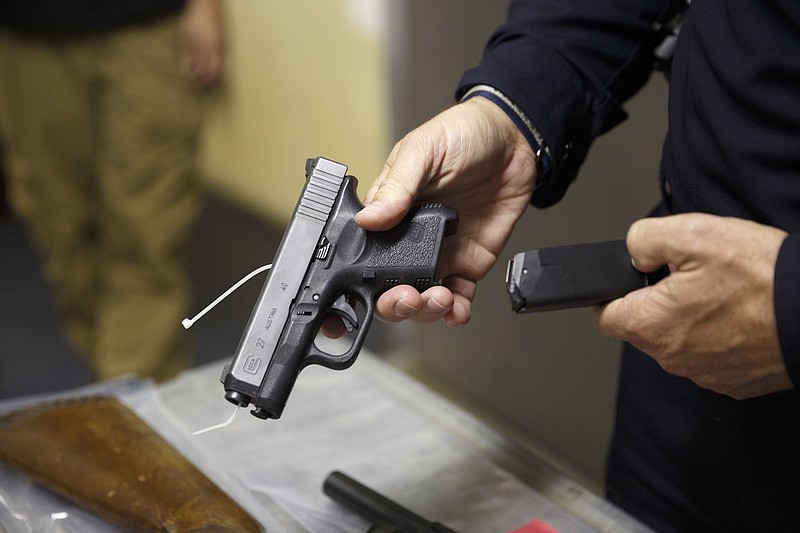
[182,264,272,329]
[192,404,241,435]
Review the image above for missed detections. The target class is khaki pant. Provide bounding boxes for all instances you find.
[0,17,203,381]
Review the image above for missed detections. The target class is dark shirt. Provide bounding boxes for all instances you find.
[0,0,185,33]
[457,1,800,531]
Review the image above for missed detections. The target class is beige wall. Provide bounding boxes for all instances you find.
[199,0,391,225]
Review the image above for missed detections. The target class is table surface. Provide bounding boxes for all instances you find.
[0,347,652,533]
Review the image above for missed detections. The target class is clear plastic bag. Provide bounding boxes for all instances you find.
[0,379,143,533]
[0,464,121,533]
[0,377,284,533]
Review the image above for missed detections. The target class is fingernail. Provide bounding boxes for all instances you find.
[358,200,382,218]
[426,295,448,316]
[395,298,416,318]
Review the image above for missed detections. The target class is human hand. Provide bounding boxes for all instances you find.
[180,0,225,88]
[593,213,793,399]
[355,97,537,327]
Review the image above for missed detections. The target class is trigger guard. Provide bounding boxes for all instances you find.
[304,290,374,371]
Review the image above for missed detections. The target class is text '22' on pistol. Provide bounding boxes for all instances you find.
[220,157,458,420]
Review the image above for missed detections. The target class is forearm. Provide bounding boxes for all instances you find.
[455,0,679,206]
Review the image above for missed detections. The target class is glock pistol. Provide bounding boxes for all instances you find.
[221,157,458,420]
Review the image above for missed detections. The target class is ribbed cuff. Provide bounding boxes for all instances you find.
[460,84,552,186]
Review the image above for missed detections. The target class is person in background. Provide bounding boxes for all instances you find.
[354,1,800,531]
[0,141,6,219]
[0,0,225,381]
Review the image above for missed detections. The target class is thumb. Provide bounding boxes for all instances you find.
[627,215,697,273]
[355,174,415,231]
[356,141,432,231]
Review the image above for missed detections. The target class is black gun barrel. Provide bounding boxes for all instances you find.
[323,471,458,533]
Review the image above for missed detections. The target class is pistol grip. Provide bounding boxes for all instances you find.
[365,203,459,292]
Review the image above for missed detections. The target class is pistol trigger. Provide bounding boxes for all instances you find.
[329,295,358,333]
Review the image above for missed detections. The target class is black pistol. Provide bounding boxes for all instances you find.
[221,157,458,420]
[506,240,669,313]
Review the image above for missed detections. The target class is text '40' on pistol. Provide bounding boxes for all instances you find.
[220,157,458,420]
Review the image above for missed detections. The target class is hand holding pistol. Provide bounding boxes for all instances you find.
[220,157,458,420]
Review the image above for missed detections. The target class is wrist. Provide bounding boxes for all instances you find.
[460,85,550,186]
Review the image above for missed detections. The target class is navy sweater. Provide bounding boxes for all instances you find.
[458,0,800,377]
[458,1,800,531]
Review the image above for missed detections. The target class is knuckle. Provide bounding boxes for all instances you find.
[627,219,647,244]
[678,215,717,253]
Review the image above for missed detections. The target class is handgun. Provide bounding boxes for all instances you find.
[220,157,458,420]
[506,240,669,313]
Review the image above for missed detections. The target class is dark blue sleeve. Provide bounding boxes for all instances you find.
[456,0,680,207]
[775,233,800,387]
